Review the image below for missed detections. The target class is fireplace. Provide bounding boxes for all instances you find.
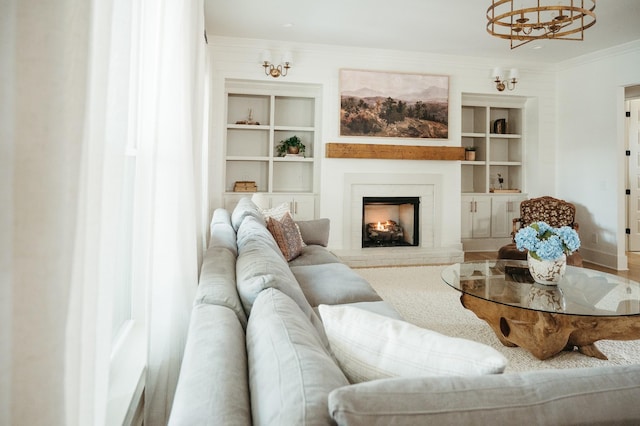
[336,173,464,267]
[362,197,420,248]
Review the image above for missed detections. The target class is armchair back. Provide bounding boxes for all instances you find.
[512,196,579,236]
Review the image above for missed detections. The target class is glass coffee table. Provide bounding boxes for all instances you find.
[441,260,640,360]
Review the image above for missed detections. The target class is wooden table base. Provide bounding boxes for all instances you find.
[461,294,640,360]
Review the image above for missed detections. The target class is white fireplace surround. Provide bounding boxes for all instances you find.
[342,173,442,250]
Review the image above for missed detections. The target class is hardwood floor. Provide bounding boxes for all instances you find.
[464,251,640,281]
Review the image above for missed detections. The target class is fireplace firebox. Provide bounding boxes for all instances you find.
[362,197,420,248]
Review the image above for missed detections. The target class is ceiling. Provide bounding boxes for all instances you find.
[204,0,640,63]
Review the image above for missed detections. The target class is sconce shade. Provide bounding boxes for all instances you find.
[491,67,504,80]
[508,68,519,80]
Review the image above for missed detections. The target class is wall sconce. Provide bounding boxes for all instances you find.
[261,50,292,78]
[491,67,519,91]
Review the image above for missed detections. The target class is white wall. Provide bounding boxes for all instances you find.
[207,36,558,249]
[557,40,640,269]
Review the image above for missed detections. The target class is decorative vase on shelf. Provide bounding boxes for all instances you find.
[527,252,566,285]
[526,283,565,312]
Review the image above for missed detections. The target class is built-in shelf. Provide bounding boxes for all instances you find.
[222,80,321,219]
[461,93,528,251]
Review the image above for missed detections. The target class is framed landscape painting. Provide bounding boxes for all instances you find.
[339,69,449,139]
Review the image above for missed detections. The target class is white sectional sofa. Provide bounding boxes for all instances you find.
[168,197,640,426]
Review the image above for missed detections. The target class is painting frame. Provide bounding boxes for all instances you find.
[339,69,449,139]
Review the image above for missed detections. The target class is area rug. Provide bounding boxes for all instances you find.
[356,265,640,373]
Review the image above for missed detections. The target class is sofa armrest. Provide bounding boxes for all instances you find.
[296,218,330,247]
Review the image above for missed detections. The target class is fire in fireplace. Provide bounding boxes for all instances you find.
[362,197,420,248]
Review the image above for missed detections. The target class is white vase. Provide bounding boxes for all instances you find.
[527,252,566,285]
[526,283,566,312]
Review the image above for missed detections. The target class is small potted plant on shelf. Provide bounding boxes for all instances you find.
[464,146,476,161]
[276,135,306,157]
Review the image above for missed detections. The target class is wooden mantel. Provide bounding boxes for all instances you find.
[325,143,465,161]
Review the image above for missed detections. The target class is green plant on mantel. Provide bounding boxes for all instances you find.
[276,135,306,157]
[465,146,476,151]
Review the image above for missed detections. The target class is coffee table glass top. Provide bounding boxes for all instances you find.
[441,260,640,317]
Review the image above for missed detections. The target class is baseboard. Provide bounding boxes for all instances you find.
[579,247,627,271]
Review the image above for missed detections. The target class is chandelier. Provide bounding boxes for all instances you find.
[487,0,596,49]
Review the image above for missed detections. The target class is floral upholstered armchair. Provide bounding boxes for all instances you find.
[498,196,583,267]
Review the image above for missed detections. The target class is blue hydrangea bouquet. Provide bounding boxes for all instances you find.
[515,221,581,261]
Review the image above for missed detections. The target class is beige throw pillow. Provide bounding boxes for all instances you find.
[318,304,507,384]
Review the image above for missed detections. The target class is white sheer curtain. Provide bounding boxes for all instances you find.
[5,1,94,424]
[134,0,203,423]
[4,0,206,424]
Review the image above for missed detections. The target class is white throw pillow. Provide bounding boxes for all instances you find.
[318,304,507,383]
[261,202,291,221]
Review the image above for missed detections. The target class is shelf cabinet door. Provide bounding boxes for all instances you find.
[461,196,491,239]
[270,194,315,221]
[491,196,525,238]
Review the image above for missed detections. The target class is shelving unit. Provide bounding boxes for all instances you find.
[461,93,528,250]
[223,80,321,219]
[461,95,525,194]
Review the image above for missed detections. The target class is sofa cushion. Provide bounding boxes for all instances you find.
[291,263,382,307]
[318,304,507,384]
[169,304,251,426]
[266,212,303,261]
[236,217,300,312]
[194,246,247,327]
[246,288,350,426]
[296,218,330,247]
[210,207,232,227]
[236,216,329,346]
[287,245,342,267]
[236,215,285,261]
[231,197,265,231]
[208,222,238,255]
[328,365,640,426]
